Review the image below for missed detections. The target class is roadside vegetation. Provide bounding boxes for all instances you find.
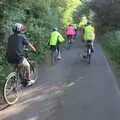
[1,0,120,90]
[74,0,120,84]
[0,0,80,89]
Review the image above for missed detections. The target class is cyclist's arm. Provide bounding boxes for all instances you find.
[28,43,36,52]
[58,33,65,43]
[22,35,36,52]
[48,34,51,45]
[83,28,85,34]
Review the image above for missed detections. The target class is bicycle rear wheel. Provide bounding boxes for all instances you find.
[3,72,20,105]
[87,48,91,64]
[67,40,72,49]
[88,54,91,64]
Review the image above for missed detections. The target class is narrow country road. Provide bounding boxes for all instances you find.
[1,32,120,120]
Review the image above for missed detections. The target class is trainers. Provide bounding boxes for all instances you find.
[91,49,94,53]
[83,55,87,59]
[27,80,36,87]
[57,56,62,60]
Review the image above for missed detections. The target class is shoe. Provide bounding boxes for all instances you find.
[91,49,94,53]
[27,80,36,87]
[57,56,62,60]
[83,55,87,59]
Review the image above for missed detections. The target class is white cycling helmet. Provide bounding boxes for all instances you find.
[82,16,87,19]
[12,23,25,33]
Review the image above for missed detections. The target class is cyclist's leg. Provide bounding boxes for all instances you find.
[71,35,74,43]
[56,43,62,59]
[73,30,76,40]
[83,41,88,58]
[86,41,94,53]
[75,29,77,39]
[50,45,56,64]
[21,57,30,78]
[68,35,73,47]
[91,40,94,52]
[81,28,85,42]
[20,57,35,86]
[67,35,70,42]
[13,64,18,71]
[66,35,70,48]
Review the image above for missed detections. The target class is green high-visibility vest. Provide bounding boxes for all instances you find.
[49,31,65,45]
[84,25,95,41]
[73,24,78,29]
[79,19,88,28]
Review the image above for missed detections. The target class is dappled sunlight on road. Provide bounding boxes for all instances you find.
[27,116,39,120]
[0,103,28,119]
[0,81,76,120]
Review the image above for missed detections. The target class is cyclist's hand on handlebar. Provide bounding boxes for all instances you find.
[28,43,36,52]
[32,47,36,52]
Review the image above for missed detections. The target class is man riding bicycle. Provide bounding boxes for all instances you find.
[66,24,75,41]
[83,21,95,55]
[7,23,36,86]
[48,26,65,61]
[66,24,75,48]
[78,16,88,41]
[78,16,88,29]
[72,23,78,39]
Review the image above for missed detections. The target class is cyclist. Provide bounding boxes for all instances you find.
[66,24,75,46]
[48,26,65,60]
[78,16,88,41]
[78,16,88,29]
[72,23,78,39]
[7,23,36,86]
[83,21,95,55]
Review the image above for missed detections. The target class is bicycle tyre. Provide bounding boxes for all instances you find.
[87,48,91,64]
[88,54,91,64]
[67,40,71,49]
[30,61,39,82]
[3,72,20,105]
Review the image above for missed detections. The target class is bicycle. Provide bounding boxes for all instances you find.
[66,35,73,49]
[3,49,38,105]
[51,47,62,65]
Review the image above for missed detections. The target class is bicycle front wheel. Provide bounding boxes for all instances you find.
[4,72,20,105]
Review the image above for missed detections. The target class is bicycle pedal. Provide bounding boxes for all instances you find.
[21,80,28,87]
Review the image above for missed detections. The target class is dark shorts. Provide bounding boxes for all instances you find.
[75,29,77,34]
[67,35,73,40]
[50,44,60,52]
[50,45,57,51]
[7,56,23,64]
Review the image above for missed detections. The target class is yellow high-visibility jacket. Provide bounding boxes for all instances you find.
[49,31,65,45]
[84,25,95,41]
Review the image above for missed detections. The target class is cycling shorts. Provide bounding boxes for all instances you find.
[67,35,73,40]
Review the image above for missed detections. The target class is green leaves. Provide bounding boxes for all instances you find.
[0,0,81,88]
[100,31,120,64]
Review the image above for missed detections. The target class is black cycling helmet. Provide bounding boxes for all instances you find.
[53,26,58,31]
[12,23,25,33]
[86,21,92,26]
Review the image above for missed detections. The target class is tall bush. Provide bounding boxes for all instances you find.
[0,0,81,88]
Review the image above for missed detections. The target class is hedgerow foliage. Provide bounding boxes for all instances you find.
[0,0,80,87]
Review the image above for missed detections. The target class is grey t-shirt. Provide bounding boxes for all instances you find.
[7,33,29,64]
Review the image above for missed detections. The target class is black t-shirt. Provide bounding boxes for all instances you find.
[7,34,29,64]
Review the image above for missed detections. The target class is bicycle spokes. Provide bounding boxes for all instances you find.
[4,73,19,105]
